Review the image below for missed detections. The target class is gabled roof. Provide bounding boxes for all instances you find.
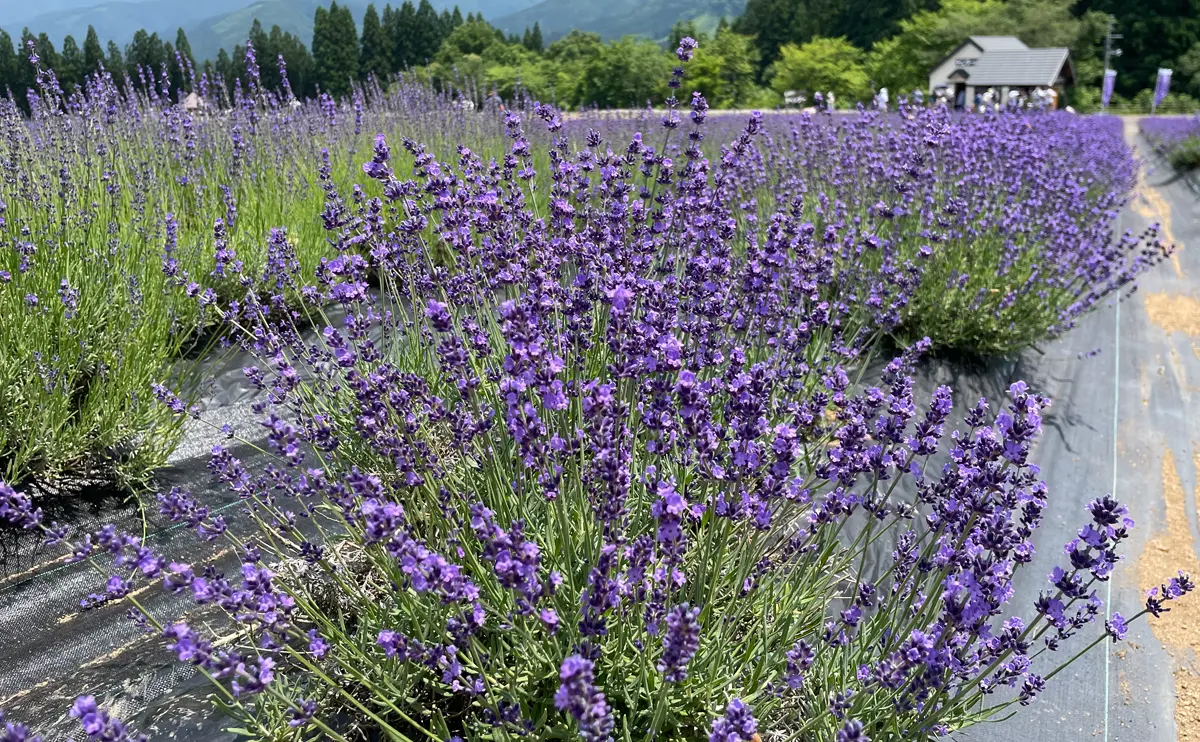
[969,36,1030,52]
[962,48,1073,86]
[932,36,1030,72]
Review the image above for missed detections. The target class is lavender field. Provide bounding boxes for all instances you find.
[0,40,1197,742]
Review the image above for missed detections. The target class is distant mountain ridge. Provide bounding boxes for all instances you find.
[495,0,745,42]
[1,0,745,64]
[2,0,536,63]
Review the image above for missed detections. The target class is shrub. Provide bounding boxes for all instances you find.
[0,43,1191,742]
[746,108,1166,354]
[1168,137,1200,170]
[1141,116,1200,172]
[0,41,508,488]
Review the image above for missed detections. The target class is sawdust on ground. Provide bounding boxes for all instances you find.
[1145,294,1200,337]
[1125,118,1182,277]
[1136,449,1200,741]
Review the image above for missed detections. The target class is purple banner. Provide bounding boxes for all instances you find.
[1154,68,1172,108]
[1101,69,1117,109]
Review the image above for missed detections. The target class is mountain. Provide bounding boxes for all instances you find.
[3,0,539,64]
[187,0,538,64]
[187,0,320,64]
[0,0,155,29]
[495,0,745,42]
[3,0,249,48]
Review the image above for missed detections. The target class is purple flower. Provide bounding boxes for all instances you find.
[658,603,701,682]
[554,655,614,742]
[837,720,870,742]
[676,36,698,62]
[69,696,145,742]
[709,698,757,742]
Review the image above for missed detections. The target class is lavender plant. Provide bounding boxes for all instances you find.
[1141,115,1200,171]
[0,42,509,487]
[0,41,1192,742]
[739,106,1167,354]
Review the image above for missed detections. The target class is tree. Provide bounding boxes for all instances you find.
[734,0,800,79]
[313,2,359,96]
[546,30,604,65]
[668,20,700,53]
[864,0,1109,97]
[16,29,37,100]
[35,33,62,83]
[434,18,504,66]
[60,35,83,92]
[247,19,274,91]
[411,0,443,64]
[126,30,168,90]
[170,28,194,94]
[360,4,390,81]
[105,40,124,83]
[214,47,233,92]
[529,22,543,53]
[1080,0,1200,95]
[771,37,870,101]
[687,28,761,107]
[273,25,315,98]
[1179,41,1200,100]
[0,31,16,91]
[105,40,124,81]
[830,0,932,49]
[391,1,417,69]
[577,36,672,108]
[451,6,464,30]
[789,0,844,44]
[82,27,104,78]
[174,28,193,66]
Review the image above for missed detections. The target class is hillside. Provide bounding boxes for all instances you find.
[495,0,745,41]
[187,0,321,64]
[4,0,248,48]
[4,0,539,64]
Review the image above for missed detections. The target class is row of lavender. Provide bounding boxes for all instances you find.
[0,41,1190,742]
[1140,115,1200,171]
[0,63,1166,490]
[0,53,511,488]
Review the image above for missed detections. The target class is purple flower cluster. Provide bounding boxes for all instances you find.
[555,655,614,742]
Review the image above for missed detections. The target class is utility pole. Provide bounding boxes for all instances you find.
[1102,17,1122,111]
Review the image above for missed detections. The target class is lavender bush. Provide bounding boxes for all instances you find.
[1141,115,1200,171]
[734,106,1165,353]
[0,43,510,486]
[0,43,1192,741]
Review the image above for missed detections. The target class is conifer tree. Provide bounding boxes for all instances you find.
[60,35,82,91]
[391,1,417,69]
[360,3,390,81]
[82,26,104,75]
[411,0,441,65]
[0,31,16,90]
[529,22,543,53]
[313,2,359,96]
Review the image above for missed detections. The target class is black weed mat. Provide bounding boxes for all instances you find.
[1,129,1196,741]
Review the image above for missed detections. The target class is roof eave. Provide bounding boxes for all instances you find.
[931,38,984,73]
